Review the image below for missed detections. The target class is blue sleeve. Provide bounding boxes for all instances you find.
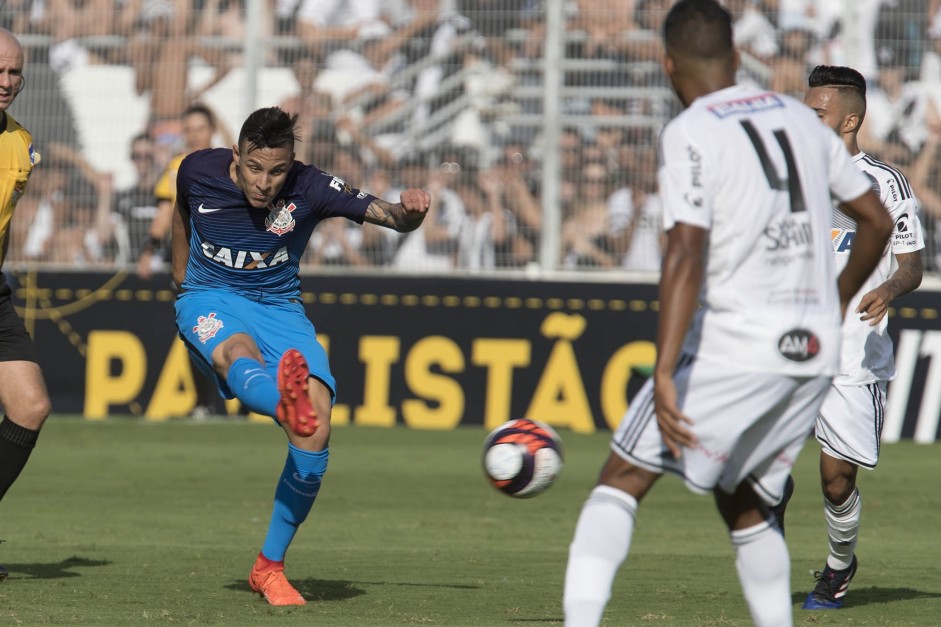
[298,165,375,224]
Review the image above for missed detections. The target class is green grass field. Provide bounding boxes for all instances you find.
[0,418,939,626]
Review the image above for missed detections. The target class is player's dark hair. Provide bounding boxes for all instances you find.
[808,65,866,98]
[183,102,216,128]
[663,0,733,62]
[238,106,299,153]
[808,65,867,121]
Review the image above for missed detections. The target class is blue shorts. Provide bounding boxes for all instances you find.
[175,289,336,401]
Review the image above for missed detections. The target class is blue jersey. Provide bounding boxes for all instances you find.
[176,148,375,300]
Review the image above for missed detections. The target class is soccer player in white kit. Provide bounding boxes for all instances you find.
[789,64,924,610]
[562,3,894,626]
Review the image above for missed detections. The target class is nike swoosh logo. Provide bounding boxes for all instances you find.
[198,203,222,214]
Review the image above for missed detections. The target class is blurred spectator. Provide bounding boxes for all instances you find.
[19,143,113,264]
[311,20,398,108]
[908,100,941,271]
[196,0,280,65]
[335,113,402,171]
[393,0,476,135]
[859,42,930,163]
[124,0,229,160]
[306,146,374,267]
[769,27,816,97]
[137,103,231,277]
[873,0,928,75]
[569,0,637,60]
[558,126,585,176]
[618,0,671,64]
[802,0,880,77]
[9,151,70,262]
[455,169,507,270]
[317,1,473,155]
[562,160,620,268]
[296,0,384,57]
[458,0,541,68]
[306,218,373,266]
[391,153,465,270]
[278,49,335,164]
[490,144,541,267]
[274,0,303,35]
[320,18,449,155]
[920,7,941,84]
[0,0,35,34]
[610,142,662,272]
[109,133,163,264]
[196,0,244,37]
[44,0,116,72]
[727,0,779,63]
[359,166,403,265]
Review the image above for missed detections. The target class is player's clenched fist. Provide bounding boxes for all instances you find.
[400,188,431,215]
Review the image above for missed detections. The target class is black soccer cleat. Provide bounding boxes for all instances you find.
[770,475,795,537]
[802,556,858,610]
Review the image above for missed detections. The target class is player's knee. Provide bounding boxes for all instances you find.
[291,420,330,451]
[597,454,657,500]
[214,334,263,371]
[822,478,855,505]
[10,393,52,430]
[714,483,767,530]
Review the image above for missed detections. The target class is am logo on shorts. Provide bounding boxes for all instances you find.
[193,312,224,344]
[778,329,820,362]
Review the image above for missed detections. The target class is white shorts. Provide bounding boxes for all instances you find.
[611,355,830,505]
[814,381,886,469]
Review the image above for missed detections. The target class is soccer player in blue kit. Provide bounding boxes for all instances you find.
[171,107,429,606]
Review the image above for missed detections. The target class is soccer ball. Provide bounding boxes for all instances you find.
[482,418,564,498]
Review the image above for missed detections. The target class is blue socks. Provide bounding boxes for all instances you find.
[226,357,280,417]
[261,444,329,561]
[229,358,328,561]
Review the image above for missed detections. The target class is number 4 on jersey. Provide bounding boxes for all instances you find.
[740,120,806,213]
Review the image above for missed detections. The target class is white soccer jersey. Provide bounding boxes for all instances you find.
[658,85,873,375]
[830,152,925,385]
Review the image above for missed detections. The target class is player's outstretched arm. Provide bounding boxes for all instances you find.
[856,250,923,326]
[171,199,191,289]
[364,188,430,233]
[837,189,894,316]
[653,222,705,458]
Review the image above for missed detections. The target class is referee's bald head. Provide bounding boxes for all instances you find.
[663,0,735,67]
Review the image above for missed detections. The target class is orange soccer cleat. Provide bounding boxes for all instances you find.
[276,349,318,437]
[249,554,306,606]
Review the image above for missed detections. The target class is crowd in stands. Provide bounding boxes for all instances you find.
[2,0,941,273]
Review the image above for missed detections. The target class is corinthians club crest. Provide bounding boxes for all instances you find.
[265,199,297,236]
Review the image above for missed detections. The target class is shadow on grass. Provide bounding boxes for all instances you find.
[226,578,366,602]
[225,578,481,602]
[792,586,941,607]
[4,556,111,579]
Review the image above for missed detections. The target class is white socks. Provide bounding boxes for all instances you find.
[731,520,792,627]
[565,487,798,626]
[824,488,861,571]
[563,485,638,627]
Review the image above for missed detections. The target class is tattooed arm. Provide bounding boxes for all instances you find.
[364,188,431,233]
[856,250,923,326]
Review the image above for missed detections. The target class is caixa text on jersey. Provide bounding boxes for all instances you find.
[200,242,289,269]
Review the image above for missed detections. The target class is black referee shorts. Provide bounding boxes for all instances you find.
[0,273,38,363]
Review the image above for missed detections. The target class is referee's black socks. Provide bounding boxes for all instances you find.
[0,416,40,502]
